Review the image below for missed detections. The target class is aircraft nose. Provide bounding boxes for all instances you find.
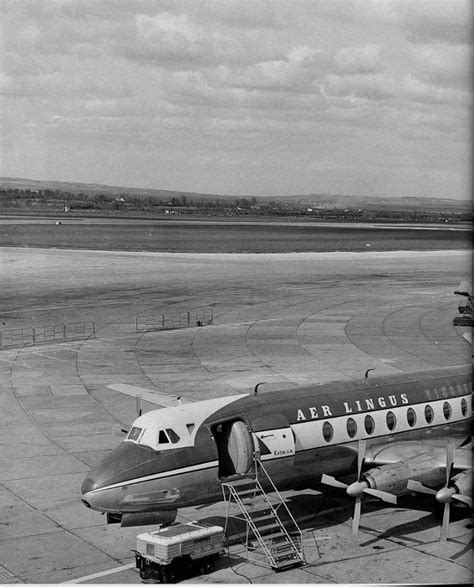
[81,441,158,504]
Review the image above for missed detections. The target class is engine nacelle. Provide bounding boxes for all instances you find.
[363,456,446,496]
[452,470,472,498]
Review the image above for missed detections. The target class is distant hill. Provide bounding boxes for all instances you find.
[0,176,470,212]
[0,176,220,201]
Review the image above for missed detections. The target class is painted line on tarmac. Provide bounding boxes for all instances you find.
[62,562,135,583]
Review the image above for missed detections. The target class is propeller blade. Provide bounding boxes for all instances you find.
[363,488,397,505]
[357,440,367,482]
[445,444,455,486]
[321,473,348,490]
[440,502,450,542]
[136,395,143,417]
[452,494,472,507]
[407,480,437,495]
[352,497,362,535]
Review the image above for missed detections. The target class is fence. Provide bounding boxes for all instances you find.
[136,306,214,333]
[0,321,95,349]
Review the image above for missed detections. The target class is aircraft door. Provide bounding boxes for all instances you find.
[251,414,295,465]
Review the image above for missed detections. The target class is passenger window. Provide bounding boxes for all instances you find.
[364,415,375,435]
[386,411,396,431]
[158,430,169,444]
[460,398,467,417]
[127,427,143,441]
[442,402,452,420]
[167,429,180,444]
[322,422,333,442]
[346,418,357,438]
[424,405,434,424]
[406,408,416,427]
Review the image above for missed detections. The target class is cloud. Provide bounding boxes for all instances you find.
[322,70,399,104]
[335,44,387,75]
[0,0,470,199]
[411,44,471,90]
[394,0,472,45]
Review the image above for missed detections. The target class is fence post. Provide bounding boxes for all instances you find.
[63,324,67,340]
[187,312,190,326]
[32,328,36,345]
[92,321,96,338]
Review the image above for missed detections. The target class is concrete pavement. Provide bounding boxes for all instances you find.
[0,247,471,584]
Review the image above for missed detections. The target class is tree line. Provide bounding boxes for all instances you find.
[0,187,470,223]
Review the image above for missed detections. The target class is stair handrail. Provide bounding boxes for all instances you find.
[254,458,305,562]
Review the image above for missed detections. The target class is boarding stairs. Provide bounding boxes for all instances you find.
[221,458,305,571]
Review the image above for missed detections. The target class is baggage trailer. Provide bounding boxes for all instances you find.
[135,522,224,583]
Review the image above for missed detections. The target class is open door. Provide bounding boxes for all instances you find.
[212,420,254,479]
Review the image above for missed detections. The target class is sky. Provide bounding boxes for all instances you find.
[0,0,471,199]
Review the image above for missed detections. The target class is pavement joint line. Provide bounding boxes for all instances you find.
[61,562,136,583]
[29,350,78,362]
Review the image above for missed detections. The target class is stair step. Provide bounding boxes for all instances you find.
[224,477,258,488]
[250,513,275,523]
[266,530,286,540]
[254,521,281,533]
[274,548,299,559]
[273,558,302,570]
[241,497,273,507]
[272,541,296,553]
[235,488,262,497]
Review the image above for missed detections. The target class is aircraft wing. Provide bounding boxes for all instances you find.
[367,440,471,471]
[107,383,193,408]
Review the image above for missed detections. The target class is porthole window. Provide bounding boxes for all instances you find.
[322,421,333,442]
[461,398,468,417]
[386,411,396,431]
[424,405,434,424]
[364,415,375,435]
[407,408,416,427]
[346,417,357,438]
[443,402,452,421]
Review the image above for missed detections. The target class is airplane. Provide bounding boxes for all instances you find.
[81,364,472,540]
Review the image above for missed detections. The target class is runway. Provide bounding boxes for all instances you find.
[0,247,471,584]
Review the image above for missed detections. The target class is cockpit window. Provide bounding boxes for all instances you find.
[128,427,143,441]
[158,430,169,444]
[157,428,181,445]
[167,429,180,444]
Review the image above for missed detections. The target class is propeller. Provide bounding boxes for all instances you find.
[321,439,397,535]
[407,444,472,541]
